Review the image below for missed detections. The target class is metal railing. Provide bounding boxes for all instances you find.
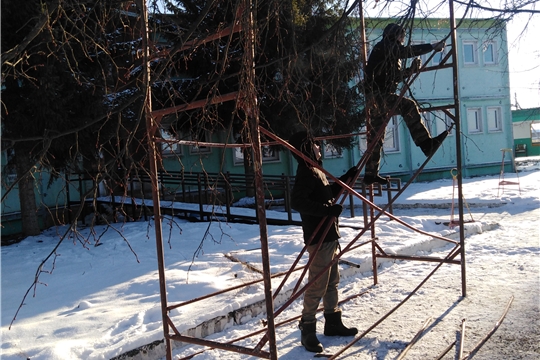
[66,170,400,226]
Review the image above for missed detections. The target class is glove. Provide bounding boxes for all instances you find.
[410,57,422,72]
[340,167,358,182]
[326,204,343,217]
[432,41,445,52]
[345,166,358,179]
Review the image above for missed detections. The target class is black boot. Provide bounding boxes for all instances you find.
[324,311,358,337]
[363,173,388,185]
[420,130,449,157]
[299,320,323,353]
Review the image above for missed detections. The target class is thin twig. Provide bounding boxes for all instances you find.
[461,295,514,359]
[434,340,456,360]
[397,317,433,360]
[459,318,466,359]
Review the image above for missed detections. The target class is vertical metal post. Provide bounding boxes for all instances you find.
[285,175,293,223]
[66,173,72,224]
[242,1,278,358]
[370,187,378,285]
[224,172,232,222]
[139,1,172,359]
[358,1,368,67]
[129,173,137,221]
[449,0,466,297]
[358,0,379,287]
[197,173,204,221]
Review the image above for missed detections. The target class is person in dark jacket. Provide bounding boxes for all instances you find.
[289,131,358,353]
[363,23,449,185]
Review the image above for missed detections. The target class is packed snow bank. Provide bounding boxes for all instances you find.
[1,170,538,360]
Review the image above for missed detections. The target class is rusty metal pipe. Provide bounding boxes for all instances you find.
[177,289,371,360]
[327,245,462,359]
[169,334,271,358]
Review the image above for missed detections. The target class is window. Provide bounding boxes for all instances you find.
[532,123,540,145]
[358,117,400,153]
[261,145,280,162]
[234,145,280,165]
[431,41,446,66]
[233,147,245,165]
[354,43,370,83]
[463,41,477,65]
[483,41,497,65]
[358,126,368,152]
[323,143,343,159]
[467,108,483,133]
[422,112,435,135]
[2,149,17,184]
[412,41,427,65]
[435,110,455,136]
[487,107,502,132]
[190,130,211,154]
[383,116,400,152]
[160,129,182,155]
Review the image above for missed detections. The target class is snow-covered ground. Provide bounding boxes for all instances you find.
[1,163,539,360]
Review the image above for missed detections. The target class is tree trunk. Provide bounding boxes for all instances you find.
[15,146,41,237]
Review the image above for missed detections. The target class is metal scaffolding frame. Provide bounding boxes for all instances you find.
[139,0,468,358]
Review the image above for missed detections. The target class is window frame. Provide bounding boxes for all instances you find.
[422,112,435,136]
[189,130,212,154]
[467,108,483,134]
[482,41,497,65]
[435,110,455,136]
[462,41,478,65]
[430,41,446,66]
[531,123,540,146]
[160,129,183,156]
[358,126,368,152]
[411,40,428,66]
[323,142,343,159]
[233,145,281,165]
[383,116,400,153]
[261,145,281,162]
[358,117,401,153]
[487,106,503,132]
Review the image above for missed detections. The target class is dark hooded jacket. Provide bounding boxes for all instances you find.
[365,24,434,95]
[289,132,342,245]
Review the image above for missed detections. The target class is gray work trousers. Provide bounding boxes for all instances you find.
[366,93,431,176]
[301,240,340,323]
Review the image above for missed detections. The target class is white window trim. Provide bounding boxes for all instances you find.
[435,110,455,136]
[430,41,446,66]
[487,106,503,132]
[234,145,281,165]
[323,143,343,159]
[358,118,401,153]
[482,41,498,65]
[462,41,478,65]
[233,147,245,165]
[383,116,400,153]
[160,129,183,156]
[467,108,483,134]
[531,123,540,145]
[422,112,435,136]
[261,145,281,163]
[189,131,212,154]
[358,126,368,152]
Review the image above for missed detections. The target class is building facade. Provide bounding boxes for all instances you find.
[1,18,516,236]
[511,107,540,157]
[161,18,514,182]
